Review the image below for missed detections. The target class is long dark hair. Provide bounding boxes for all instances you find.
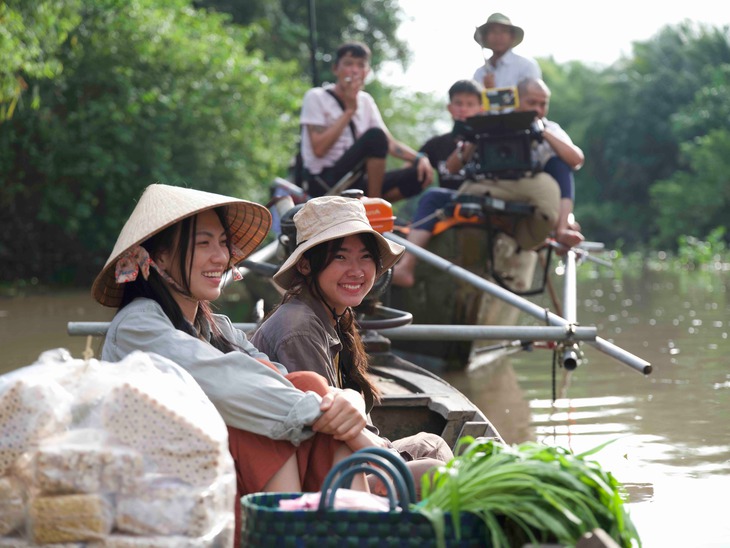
[119,207,238,353]
[283,233,381,402]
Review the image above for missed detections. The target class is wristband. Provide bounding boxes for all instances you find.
[414,152,426,163]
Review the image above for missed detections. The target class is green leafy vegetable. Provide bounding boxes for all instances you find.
[415,437,641,548]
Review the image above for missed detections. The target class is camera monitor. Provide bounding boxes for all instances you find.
[460,111,541,179]
[464,110,537,135]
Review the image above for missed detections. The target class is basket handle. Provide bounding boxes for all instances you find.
[351,446,417,503]
[318,452,412,512]
[321,463,401,512]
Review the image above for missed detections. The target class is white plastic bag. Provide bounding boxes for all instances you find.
[0,349,235,546]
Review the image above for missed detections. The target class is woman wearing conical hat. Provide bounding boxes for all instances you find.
[94,184,370,545]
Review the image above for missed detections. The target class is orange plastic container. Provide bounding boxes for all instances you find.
[361,197,395,233]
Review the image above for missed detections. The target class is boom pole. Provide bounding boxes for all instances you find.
[307,0,319,87]
[384,232,652,375]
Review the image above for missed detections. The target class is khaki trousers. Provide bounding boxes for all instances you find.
[458,173,560,250]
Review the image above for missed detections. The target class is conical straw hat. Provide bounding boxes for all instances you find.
[92,184,271,307]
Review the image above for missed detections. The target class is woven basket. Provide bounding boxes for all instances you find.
[240,448,489,548]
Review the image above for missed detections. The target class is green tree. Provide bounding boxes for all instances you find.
[651,65,730,247]
[0,0,306,284]
[570,22,730,247]
[0,0,81,120]
[192,0,411,83]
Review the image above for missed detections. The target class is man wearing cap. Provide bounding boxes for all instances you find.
[473,12,542,90]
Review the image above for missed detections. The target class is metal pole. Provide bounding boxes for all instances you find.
[67,322,595,341]
[560,249,581,370]
[384,231,652,375]
[563,250,577,325]
[307,0,319,87]
[376,325,596,341]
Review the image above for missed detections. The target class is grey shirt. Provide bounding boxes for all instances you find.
[102,298,323,445]
[251,290,342,387]
[252,288,377,419]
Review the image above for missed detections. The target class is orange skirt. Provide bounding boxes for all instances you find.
[229,366,345,547]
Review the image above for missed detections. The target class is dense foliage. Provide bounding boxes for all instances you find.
[545,22,730,250]
[1,2,729,285]
[192,0,410,84]
[1,0,308,283]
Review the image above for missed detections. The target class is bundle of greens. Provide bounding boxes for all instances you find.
[415,437,641,548]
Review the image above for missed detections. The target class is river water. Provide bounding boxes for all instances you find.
[1,260,728,547]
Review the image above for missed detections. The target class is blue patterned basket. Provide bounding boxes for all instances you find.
[240,448,490,548]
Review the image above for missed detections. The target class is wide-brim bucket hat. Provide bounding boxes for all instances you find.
[92,183,271,307]
[273,196,404,290]
[473,12,524,49]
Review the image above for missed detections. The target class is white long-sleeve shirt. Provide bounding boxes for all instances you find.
[473,49,542,89]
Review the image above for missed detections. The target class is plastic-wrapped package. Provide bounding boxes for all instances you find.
[0,477,25,535]
[0,349,235,547]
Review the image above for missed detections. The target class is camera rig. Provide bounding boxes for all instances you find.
[454,110,543,180]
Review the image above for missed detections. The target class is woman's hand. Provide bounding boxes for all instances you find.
[312,388,367,441]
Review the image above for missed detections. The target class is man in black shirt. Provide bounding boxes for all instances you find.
[418,80,484,190]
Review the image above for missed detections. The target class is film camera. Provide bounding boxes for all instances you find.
[454,110,544,180]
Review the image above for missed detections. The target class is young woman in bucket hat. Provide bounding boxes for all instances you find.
[251,196,454,497]
[93,184,371,545]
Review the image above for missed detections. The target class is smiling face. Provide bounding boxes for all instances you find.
[300,234,377,317]
[156,209,231,321]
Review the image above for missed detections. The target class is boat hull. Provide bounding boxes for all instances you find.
[364,332,501,448]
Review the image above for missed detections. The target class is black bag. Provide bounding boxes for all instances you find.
[240,447,490,547]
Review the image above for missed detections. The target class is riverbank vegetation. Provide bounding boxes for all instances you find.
[2,0,730,286]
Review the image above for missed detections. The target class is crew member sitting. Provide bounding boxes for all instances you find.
[392,78,581,288]
[299,41,434,201]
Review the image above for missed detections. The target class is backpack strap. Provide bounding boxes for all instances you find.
[325,88,357,141]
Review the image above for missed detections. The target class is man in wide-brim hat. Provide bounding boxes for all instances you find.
[473,12,525,49]
[472,12,541,90]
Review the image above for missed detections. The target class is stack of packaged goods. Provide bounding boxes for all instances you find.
[0,349,235,547]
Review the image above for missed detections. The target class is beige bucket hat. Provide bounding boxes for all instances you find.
[273,196,404,290]
[92,183,271,307]
[474,12,524,49]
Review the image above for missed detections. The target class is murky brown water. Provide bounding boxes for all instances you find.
[441,262,730,548]
[1,263,729,547]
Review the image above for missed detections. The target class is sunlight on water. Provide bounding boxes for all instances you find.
[531,395,636,408]
[450,265,730,547]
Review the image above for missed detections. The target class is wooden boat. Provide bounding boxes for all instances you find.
[363,330,501,446]
[256,183,548,372]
